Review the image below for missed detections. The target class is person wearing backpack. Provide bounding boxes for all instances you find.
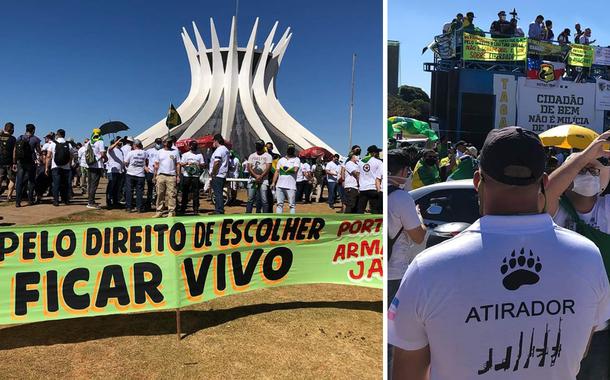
[14,123,41,207]
[0,122,17,201]
[546,133,610,380]
[387,148,427,376]
[45,129,73,206]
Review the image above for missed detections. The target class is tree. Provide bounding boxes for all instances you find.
[388,95,418,118]
[397,85,430,103]
[388,85,431,122]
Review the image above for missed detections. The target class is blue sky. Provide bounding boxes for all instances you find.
[0,0,382,153]
[389,0,610,94]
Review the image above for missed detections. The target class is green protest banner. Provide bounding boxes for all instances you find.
[463,33,527,61]
[527,39,564,57]
[0,214,382,325]
[568,44,594,67]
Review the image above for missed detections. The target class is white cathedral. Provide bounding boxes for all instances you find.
[136,17,337,158]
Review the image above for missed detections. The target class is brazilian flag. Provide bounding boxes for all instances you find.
[166,103,182,129]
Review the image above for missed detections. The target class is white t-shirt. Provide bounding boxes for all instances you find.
[242,160,249,175]
[325,161,340,182]
[155,149,179,175]
[47,138,72,170]
[146,148,160,172]
[124,149,147,177]
[41,141,51,152]
[276,156,301,190]
[89,140,106,169]
[78,145,88,168]
[180,151,205,177]
[358,157,383,191]
[210,145,230,178]
[248,152,272,185]
[106,145,124,174]
[388,189,423,280]
[121,144,132,158]
[343,161,360,189]
[389,214,610,380]
[297,162,311,182]
[229,157,240,178]
[554,196,610,234]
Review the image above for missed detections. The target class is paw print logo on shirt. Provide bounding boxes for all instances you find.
[500,248,542,291]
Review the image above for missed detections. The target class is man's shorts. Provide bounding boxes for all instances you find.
[0,165,16,182]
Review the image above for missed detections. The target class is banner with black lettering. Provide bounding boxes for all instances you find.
[516,77,601,133]
[0,215,382,325]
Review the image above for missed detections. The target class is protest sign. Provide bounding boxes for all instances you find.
[568,44,594,67]
[516,77,600,132]
[463,33,527,61]
[528,39,564,58]
[493,74,517,129]
[594,46,610,66]
[0,214,383,325]
[596,78,610,111]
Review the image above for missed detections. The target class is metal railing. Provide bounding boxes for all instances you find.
[424,30,609,81]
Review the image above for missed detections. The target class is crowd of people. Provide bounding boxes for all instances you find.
[443,10,597,45]
[0,122,383,216]
[387,128,610,379]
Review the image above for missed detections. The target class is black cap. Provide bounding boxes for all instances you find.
[467,11,475,18]
[154,137,163,144]
[455,140,467,147]
[479,127,545,186]
[498,10,506,16]
[255,139,265,146]
[367,145,382,153]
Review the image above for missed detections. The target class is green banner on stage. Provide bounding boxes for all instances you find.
[568,44,594,67]
[0,215,382,325]
[528,39,564,57]
[463,33,527,61]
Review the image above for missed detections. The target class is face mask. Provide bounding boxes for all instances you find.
[155,143,162,150]
[425,158,437,166]
[572,174,601,197]
[500,16,506,21]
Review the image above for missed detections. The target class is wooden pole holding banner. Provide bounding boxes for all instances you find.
[176,308,182,340]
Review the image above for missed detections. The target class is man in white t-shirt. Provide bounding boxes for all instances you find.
[271,144,301,214]
[86,129,106,209]
[45,129,73,206]
[296,157,310,203]
[105,136,125,209]
[144,137,163,211]
[342,153,360,213]
[389,127,610,380]
[545,131,610,379]
[77,138,89,194]
[209,133,230,214]
[325,154,341,208]
[180,140,205,214]
[153,136,180,218]
[227,151,240,204]
[123,139,147,213]
[357,145,383,214]
[246,139,272,213]
[387,148,427,374]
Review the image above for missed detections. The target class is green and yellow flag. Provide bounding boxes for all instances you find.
[166,103,182,129]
